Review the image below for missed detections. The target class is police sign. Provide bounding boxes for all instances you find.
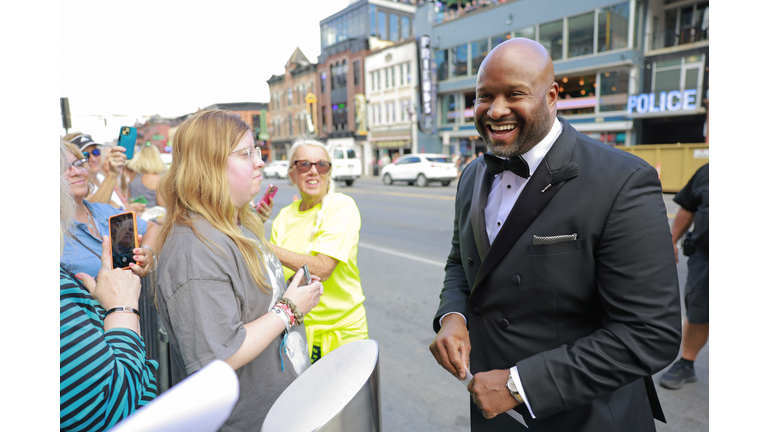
[627,89,697,114]
[417,35,437,134]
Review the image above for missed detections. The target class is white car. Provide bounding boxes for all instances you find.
[380,153,458,187]
[263,160,289,179]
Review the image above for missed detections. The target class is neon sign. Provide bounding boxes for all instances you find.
[627,89,697,114]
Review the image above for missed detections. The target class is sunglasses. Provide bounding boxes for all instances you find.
[293,160,332,174]
[69,158,90,172]
[82,148,101,160]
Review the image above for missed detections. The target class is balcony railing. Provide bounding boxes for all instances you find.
[650,25,709,50]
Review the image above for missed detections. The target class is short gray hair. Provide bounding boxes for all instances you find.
[60,140,77,252]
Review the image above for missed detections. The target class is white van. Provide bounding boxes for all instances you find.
[327,141,362,186]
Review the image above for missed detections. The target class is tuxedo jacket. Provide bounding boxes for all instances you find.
[433,118,682,432]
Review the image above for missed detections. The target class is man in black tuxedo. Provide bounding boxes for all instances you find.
[429,38,681,431]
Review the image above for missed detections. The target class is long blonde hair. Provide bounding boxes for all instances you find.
[60,141,77,254]
[287,139,336,254]
[127,143,166,174]
[155,110,272,293]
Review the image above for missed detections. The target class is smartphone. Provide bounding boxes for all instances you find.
[129,195,148,204]
[298,265,311,286]
[108,211,139,270]
[256,184,278,209]
[117,126,137,160]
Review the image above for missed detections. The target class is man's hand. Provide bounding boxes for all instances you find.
[468,369,519,419]
[429,313,471,380]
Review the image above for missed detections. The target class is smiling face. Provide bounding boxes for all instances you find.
[226,133,265,208]
[63,150,90,199]
[473,39,559,158]
[289,145,331,207]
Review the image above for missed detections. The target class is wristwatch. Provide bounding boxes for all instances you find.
[507,369,524,404]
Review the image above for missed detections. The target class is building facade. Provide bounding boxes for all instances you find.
[317,0,417,175]
[267,48,318,161]
[364,39,419,175]
[412,0,708,157]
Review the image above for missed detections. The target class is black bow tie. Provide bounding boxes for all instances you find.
[483,153,530,178]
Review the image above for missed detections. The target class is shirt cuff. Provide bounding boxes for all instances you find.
[510,366,536,419]
[439,312,467,327]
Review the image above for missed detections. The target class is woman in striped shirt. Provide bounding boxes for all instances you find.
[60,141,158,431]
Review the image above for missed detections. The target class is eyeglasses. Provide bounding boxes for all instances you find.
[231,145,262,163]
[82,149,101,160]
[293,160,332,174]
[69,158,90,172]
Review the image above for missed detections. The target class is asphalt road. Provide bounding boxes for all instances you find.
[262,174,708,431]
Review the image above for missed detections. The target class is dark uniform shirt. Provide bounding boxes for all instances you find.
[673,163,709,254]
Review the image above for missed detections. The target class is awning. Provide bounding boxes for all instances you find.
[375,140,410,149]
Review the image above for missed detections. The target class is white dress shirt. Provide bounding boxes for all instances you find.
[441,119,563,419]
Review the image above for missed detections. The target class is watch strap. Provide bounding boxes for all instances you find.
[507,368,524,404]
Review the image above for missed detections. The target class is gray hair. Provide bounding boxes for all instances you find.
[60,140,77,253]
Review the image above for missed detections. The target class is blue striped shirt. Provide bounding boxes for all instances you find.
[60,267,158,431]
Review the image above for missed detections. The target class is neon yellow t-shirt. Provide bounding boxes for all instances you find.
[270,193,367,354]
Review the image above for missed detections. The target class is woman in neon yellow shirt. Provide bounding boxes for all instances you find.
[266,139,368,363]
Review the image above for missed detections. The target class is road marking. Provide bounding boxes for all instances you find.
[358,242,445,267]
[344,189,455,201]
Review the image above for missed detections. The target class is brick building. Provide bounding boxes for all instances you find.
[266,48,318,161]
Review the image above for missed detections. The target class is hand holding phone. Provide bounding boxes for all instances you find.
[256,184,278,209]
[117,126,137,160]
[108,211,139,270]
[298,265,311,286]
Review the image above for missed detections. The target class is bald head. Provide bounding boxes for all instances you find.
[479,38,555,96]
[473,38,560,157]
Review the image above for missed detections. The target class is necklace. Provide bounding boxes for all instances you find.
[83,207,99,238]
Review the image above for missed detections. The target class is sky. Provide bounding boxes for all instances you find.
[61,0,351,143]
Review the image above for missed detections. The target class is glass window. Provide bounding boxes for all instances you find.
[377,70,381,90]
[657,58,681,68]
[436,49,448,81]
[555,73,596,115]
[471,39,489,75]
[513,26,535,40]
[451,44,468,78]
[655,69,681,92]
[634,0,643,49]
[287,88,293,105]
[539,20,563,60]
[684,68,699,89]
[400,64,404,85]
[407,62,411,83]
[333,149,344,159]
[378,11,387,39]
[370,5,377,37]
[354,61,360,86]
[401,16,411,39]
[568,12,595,58]
[598,2,630,52]
[390,14,398,41]
[321,72,326,93]
[441,94,456,124]
[491,32,511,50]
[347,149,357,159]
[384,68,389,89]
[464,92,475,122]
[599,70,630,112]
[391,66,395,87]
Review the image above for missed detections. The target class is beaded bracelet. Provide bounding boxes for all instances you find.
[278,298,303,325]
[105,307,141,321]
[274,303,296,327]
[270,306,291,333]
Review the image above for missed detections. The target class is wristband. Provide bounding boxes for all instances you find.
[270,306,291,333]
[273,302,296,327]
[105,307,140,320]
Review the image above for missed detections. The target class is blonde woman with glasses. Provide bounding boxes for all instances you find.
[264,139,368,364]
[153,110,322,431]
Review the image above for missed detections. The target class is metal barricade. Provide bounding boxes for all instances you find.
[262,339,382,432]
[139,274,171,394]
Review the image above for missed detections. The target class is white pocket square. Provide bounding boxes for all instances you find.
[532,233,578,245]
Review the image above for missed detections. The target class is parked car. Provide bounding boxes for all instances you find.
[380,153,457,187]
[263,160,289,179]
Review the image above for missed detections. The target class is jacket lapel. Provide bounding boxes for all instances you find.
[472,118,579,291]
[470,159,493,261]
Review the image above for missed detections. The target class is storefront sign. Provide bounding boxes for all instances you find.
[627,90,697,114]
[417,35,437,134]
